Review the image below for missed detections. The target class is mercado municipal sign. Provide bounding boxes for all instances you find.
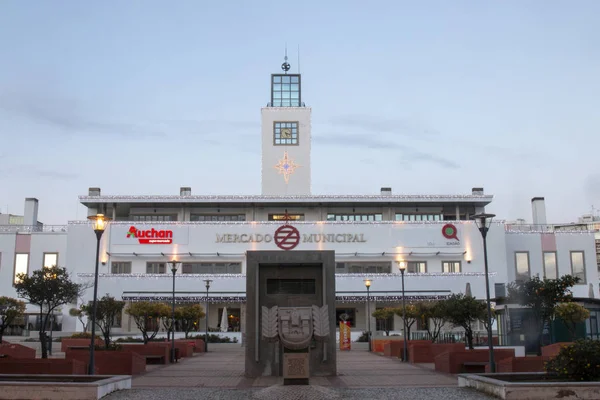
[215,232,367,244]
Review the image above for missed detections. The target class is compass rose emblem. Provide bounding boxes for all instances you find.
[274,151,300,183]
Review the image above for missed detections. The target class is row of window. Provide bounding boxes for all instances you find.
[514,250,587,283]
[112,262,243,274]
[334,261,462,274]
[126,213,464,222]
[12,253,58,284]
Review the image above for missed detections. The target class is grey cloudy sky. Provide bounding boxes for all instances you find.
[1,1,599,224]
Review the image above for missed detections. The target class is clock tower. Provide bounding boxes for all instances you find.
[261,56,311,196]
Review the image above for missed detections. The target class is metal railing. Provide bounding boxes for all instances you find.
[505,224,594,233]
[0,225,68,233]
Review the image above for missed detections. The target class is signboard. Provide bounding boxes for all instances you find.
[109,225,190,245]
[339,321,351,351]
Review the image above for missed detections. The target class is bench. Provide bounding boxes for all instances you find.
[462,362,488,373]
[68,346,90,350]
[145,355,166,365]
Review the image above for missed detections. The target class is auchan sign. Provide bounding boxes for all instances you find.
[126,226,173,244]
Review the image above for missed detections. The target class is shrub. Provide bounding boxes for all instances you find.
[191,334,238,343]
[545,339,600,381]
[356,331,369,342]
[70,332,101,339]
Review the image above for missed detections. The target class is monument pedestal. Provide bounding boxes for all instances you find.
[283,349,310,385]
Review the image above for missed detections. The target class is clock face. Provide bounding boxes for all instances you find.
[281,128,292,138]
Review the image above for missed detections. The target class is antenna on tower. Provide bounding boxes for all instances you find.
[281,44,290,74]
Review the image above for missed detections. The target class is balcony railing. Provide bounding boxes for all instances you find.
[505,224,594,233]
[0,225,68,233]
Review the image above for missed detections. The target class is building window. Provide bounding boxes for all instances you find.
[570,251,586,284]
[146,262,166,274]
[181,263,242,274]
[442,261,461,273]
[395,214,442,221]
[191,214,246,222]
[266,279,316,295]
[111,262,132,274]
[595,240,600,272]
[273,121,299,145]
[335,262,391,274]
[269,214,304,221]
[131,215,177,222]
[327,214,383,222]
[407,261,427,273]
[43,253,58,269]
[515,252,530,281]
[271,74,301,107]
[543,252,558,280]
[14,253,29,284]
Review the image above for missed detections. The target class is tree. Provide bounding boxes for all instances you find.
[69,304,90,333]
[555,302,590,341]
[157,303,174,341]
[372,308,396,336]
[178,304,205,339]
[507,274,579,354]
[125,301,163,344]
[94,295,126,349]
[417,301,447,343]
[442,293,487,349]
[0,297,26,343]
[14,266,83,358]
[394,304,419,340]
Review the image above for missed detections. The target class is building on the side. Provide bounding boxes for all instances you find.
[0,59,598,351]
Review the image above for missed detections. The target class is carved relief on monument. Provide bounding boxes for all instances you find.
[261,305,330,349]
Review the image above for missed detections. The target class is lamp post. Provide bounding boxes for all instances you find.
[396,261,408,362]
[364,279,372,351]
[87,213,109,375]
[472,213,497,373]
[203,279,212,352]
[168,258,179,363]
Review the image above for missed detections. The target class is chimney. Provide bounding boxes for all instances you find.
[180,187,192,196]
[24,198,39,226]
[531,197,547,225]
[88,187,101,196]
[472,187,484,195]
[380,187,392,195]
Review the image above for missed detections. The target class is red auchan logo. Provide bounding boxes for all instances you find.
[126,226,173,244]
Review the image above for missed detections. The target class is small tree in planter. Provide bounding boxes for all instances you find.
[94,295,126,349]
[507,274,579,354]
[157,303,175,341]
[394,304,419,340]
[69,304,90,333]
[125,301,163,344]
[14,266,84,358]
[417,301,447,343]
[178,304,205,339]
[372,308,397,336]
[555,302,590,341]
[0,296,26,343]
[545,339,600,381]
[441,293,487,349]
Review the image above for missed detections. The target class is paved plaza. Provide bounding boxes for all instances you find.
[104,344,494,399]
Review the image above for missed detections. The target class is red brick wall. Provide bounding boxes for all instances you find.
[66,350,146,375]
[119,343,170,364]
[431,343,465,359]
[60,338,104,352]
[0,359,87,374]
[489,356,551,373]
[0,343,36,359]
[541,342,572,358]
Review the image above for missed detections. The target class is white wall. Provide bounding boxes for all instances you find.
[0,233,17,298]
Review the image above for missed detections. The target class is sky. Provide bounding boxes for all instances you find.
[1,1,599,225]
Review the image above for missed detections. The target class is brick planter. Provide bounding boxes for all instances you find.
[431,343,465,359]
[541,342,573,358]
[434,348,516,374]
[0,358,89,374]
[0,343,36,359]
[66,349,145,375]
[60,338,104,353]
[488,356,552,373]
[177,338,205,353]
[119,343,171,364]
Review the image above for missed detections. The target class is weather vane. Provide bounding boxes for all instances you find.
[281,45,290,73]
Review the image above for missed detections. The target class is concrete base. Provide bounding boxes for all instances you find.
[458,373,600,400]
[0,374,131,399]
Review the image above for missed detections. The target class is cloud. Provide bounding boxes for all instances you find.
[0,89,165,138]
[324,114,440,138]
[313,133,460,169]
[0,164,78,180]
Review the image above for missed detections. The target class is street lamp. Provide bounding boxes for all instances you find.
[364,279,372,351]
[87,213,110,375]
[168,258,179,363]
[472,212,496,373]
[396,261,408,362]
[204,279,212,352]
